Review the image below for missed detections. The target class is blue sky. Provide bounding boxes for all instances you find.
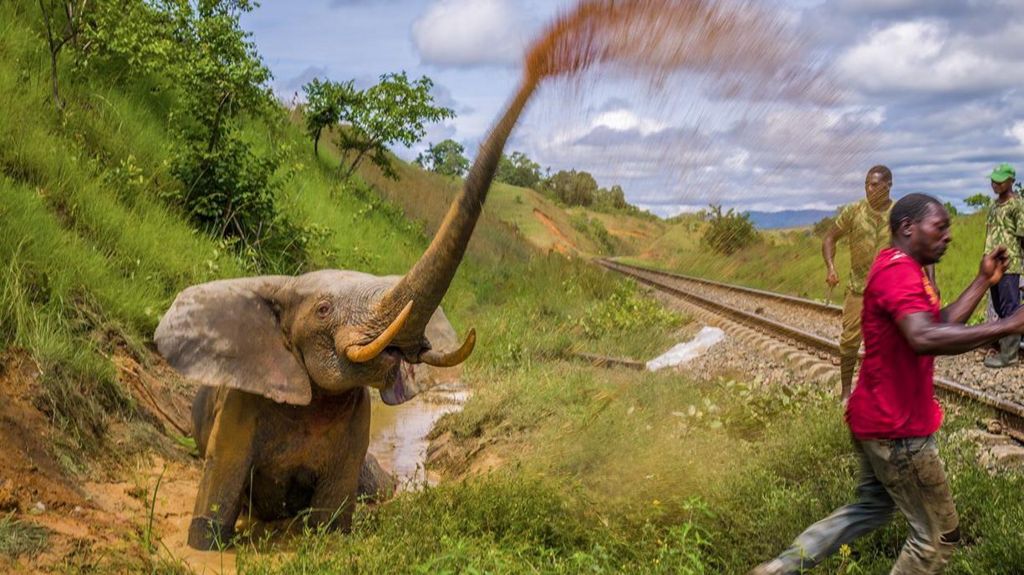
[241,0,1024,216]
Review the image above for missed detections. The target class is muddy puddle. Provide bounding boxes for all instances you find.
[368,380,469,488]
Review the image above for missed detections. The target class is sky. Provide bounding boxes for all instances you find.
[241,0,1024,216]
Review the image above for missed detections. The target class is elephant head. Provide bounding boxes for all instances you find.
[154,76,539,407]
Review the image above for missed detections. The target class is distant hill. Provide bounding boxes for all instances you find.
[745,209,835,229]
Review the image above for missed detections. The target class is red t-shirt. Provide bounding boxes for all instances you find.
[845,247,944,439]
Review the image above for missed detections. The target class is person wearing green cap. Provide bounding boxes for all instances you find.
[983,162,1024,368]
[822,165,893,398]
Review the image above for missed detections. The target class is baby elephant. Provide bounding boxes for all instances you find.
[156,69,538,550]
[157,273,473,549]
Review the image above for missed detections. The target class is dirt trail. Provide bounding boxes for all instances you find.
[532,208,577,254]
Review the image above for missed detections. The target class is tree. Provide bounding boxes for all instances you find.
[38,0,90,110]
[496,151,542,189]
[336,72,455,180]
[547,169,597,206]
[303,78,357,156]
[592,184,628,211]
[415,139,469,177]
[702,204,758,255]
[943,201,959,217]
[82,0,290,252]
[964,193,992,212]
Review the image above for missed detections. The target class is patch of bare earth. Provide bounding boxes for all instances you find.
[0,349,216,573]
[532,208,578,255]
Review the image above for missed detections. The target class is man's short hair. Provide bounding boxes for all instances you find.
[889,193,943,234]
[867,165,892,182]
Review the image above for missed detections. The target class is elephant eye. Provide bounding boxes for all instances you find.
[315,301,332,319]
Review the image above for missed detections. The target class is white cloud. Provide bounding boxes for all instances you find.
[1007,121,1024,149]
[591,110,666,136]
[837,20,1021,94]
[412,0,529,68]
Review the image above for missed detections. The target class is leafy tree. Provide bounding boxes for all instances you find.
[702,204,758,255]
[496,151,542,189]
[965,193,992,212]
[547,169,597,207]
[607,185,627,210]
[81,0,305,268]
[943,201,959,217]
[415,139,469,177]
[336,72,454,180]
[592,184,628,211]
[303,78,357,156]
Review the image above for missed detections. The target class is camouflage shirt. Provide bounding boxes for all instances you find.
[985,195,1024,274]
[834,199,892,294]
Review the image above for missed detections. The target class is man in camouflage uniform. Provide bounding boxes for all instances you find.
[822,165,893,399]
[983,163,1023,368]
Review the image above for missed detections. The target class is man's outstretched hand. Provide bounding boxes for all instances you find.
[979,246,1009,286]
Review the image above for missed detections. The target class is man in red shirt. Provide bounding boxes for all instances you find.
[751,194,1024,575]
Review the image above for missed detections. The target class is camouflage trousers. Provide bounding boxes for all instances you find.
[772,436,960,574]
[839,292,864,359]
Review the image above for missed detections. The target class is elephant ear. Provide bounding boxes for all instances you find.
[424,306,460,353]
[154,277,312,406]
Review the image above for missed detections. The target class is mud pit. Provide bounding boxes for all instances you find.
[368,381,469,489]
[0,345,467,574]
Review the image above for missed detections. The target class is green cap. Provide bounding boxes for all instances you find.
[990,163,1015,183]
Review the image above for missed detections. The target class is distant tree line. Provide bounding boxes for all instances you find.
[489,149,650,217]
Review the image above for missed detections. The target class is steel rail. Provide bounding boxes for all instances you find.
[602,258,843,316]
[598,258,1024,439]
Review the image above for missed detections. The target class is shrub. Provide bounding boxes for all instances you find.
[702,204,758,255]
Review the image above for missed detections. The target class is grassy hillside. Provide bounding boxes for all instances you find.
[631,211,989,306]
[352,149,665,259]
[1,2,1021,574]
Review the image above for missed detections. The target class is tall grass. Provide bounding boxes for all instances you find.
[632,211,990,307]
[0,513,50,559]
[2,2,1020,573]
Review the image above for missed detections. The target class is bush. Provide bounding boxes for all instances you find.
[812,213,837,237]
[702,205,758,255]
[569,212,616,255]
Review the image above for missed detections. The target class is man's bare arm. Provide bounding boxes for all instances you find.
[822,226,841,287]
[897,311,1022,356]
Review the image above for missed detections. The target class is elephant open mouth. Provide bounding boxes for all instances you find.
[379,350,420,406]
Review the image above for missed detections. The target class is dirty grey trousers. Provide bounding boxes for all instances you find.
[774,436,959,574]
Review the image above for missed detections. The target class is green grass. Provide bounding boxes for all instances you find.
[1,1,1021,573]
[0,513,50,559]
[238,360,1024,574]
[631,211,989,307]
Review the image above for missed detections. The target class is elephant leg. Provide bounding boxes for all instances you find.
[191,386,218,457]
[188,390,259,550]
[307,390,370,532]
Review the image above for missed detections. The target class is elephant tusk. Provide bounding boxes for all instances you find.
[346,301,414,363]
[419,328,476,367]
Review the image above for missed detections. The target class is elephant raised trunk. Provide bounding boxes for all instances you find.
[359,76,540,362]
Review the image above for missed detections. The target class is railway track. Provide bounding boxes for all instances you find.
[598,258,1024,442]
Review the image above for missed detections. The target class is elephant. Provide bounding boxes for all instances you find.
[154,75,541,550]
